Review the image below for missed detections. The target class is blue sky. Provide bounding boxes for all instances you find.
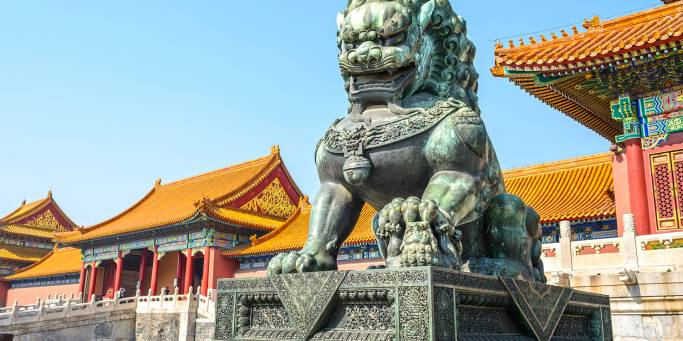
[0,1,660,225]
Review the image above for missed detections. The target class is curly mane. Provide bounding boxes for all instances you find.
[423,1,480,113]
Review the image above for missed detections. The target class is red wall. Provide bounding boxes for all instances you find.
[208,248,238,289]
[5,283,79,305]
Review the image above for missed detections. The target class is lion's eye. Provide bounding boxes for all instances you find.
[384,32,406,46]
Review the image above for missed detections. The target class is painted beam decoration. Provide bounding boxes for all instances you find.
[639,88,683,149]
[611,88,683,149]
[611,96,640,143]
[80,227,252,262]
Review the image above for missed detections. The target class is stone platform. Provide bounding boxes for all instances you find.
[215,267,612,341]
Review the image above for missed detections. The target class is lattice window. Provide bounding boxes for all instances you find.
[651,152,681,230]
[673,152,683,227]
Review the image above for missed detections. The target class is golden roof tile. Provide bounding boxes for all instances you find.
[491,2,681,141]
[207,207,286,231]
[0,224,55,239]
[0,244,49,264]
[0,192,78,231]
[56,148,302,243]
[4,247,82,280]
[503,153,615,222]
[225,199,376,257]
[493,2,682,72]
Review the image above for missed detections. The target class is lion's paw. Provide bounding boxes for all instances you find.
[266,251,336,276]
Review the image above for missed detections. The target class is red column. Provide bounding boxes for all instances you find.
[150,247,159,295]
[200,246,211,296]
[113,251,123,295]
[78,262,86,298]
[87,262,98,302]
[0,280,9,307]
[138,249,148,293]
[175,251,184,292]
[183,249,194,294]
[624,139,650,235]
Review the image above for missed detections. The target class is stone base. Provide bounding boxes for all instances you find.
[215,267,612,341]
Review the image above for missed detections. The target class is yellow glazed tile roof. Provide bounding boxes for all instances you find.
[503,153,615,222]
[226,199,376,257]
[207,207,286,231]
[0,244,49,264]
[490,2,681,141]
[0,224,55,239]
[56,147,300,243]
[4,247,82,280]
[0,198,49,223]
[493,2,682,73]
[0,192,77,230]
[228,154,616,257]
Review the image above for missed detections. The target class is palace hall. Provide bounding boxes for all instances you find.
[0,1,681,339]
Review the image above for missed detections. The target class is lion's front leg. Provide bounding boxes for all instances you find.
[421,170,486,268]
[267,182,363,275]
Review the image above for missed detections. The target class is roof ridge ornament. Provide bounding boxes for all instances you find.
[582,15,602,31]
[271,145,280,155]
[154,178,161,188]
[194,196,213,213]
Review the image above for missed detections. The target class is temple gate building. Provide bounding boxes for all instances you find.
[52,146,301,301]
[0,193,77,305]
[490,0,683,338]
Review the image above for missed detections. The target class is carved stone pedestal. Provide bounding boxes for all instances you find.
[215,267,612,341]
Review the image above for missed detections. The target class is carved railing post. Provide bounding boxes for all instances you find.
[64,296,72,317]
[559,221,573,272]
[90,294,96,313]
[622,213,639,269]
[38,298,45,320]
[10,299,18,324]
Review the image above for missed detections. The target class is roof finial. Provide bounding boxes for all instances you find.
[529,37,537,44]
[154,178,161,188]
[47,190,52,199]
[518,38,525,46]
[540,34,547,42]
[271,145,280,155]
[494,41,503,49]
[508,40,515,48]
[551,32,558,40]
[572,25,579,35]
[194,196,213,213]
[21,199,26,206]
[582,16,601,31]
[560,29,569,38]
[298,195,310,207]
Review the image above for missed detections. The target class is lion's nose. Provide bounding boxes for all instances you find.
[353,41,382,64]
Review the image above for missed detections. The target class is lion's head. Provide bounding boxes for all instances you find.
[337,0,479,114]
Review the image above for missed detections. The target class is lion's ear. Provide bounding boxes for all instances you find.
[418,0,435,30]
[337,12,345,32]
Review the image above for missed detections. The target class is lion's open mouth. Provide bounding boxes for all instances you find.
[348,63,416,104]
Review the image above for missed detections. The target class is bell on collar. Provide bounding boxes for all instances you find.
[343,155,372,185]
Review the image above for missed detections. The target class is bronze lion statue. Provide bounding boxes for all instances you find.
[267,0,546,282]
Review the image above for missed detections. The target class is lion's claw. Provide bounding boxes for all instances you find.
[266,251,336,276]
